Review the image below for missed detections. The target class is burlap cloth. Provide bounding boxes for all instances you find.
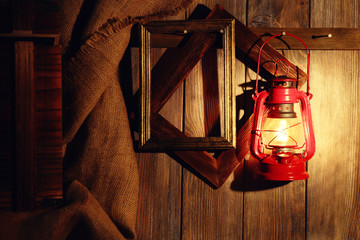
[0,0,192,239]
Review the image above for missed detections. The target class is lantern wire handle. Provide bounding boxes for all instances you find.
[274,58,290,77]
[255,32,311,96]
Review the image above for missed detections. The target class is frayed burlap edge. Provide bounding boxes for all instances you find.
[66,0,193,61]
[62,0,194,140]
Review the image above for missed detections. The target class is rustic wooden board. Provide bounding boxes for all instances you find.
[144,28,360,50]
[307,1,360,238]
[250,28,360,50]
[243,52,307,240]
[135,2,360,240]
[150,31,218,114]
[207,5,308,87]
[14,41,35,211]
[135,13,185,239]
[139,4,310,187]
[136,47,184,240]
[34,46,63,208]
[0,0,63,211]
[202,48,221,137]
[242,1,308,239]
[181,1,245,239]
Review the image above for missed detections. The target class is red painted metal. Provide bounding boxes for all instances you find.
[250,32,315,181]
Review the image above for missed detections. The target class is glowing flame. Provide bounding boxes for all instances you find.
[276,120,288,143]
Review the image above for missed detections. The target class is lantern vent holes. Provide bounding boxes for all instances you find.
[272,78,297,88]
[268,103,297,118]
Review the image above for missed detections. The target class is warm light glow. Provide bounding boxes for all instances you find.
[262,112,305,154]
[276,120,289,143]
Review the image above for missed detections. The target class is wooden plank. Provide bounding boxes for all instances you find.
[150,113,220,185]
[0,32,60,46]
[308,1,360,238]
[135,9,184,236]
[242,1,308,239]
[250,28,360,50]
[308,51,360,239]
[34,45,63,207]
[207,4,308,87]
[147,111,238,187]
[140,4,308,184]
[150,32,217,113]
[14,41,35,211]
[32,0,61,34]
[146,113,233,151]
[12,0,33,30]
[202,47,220,136]
[142,28,360,50]
[136,94,183,239]
[242,52,307,239]
[181,2,246,239]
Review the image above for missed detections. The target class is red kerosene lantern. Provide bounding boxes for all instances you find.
[250,32,315,181]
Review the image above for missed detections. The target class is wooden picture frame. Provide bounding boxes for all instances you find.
[139,20,235,151]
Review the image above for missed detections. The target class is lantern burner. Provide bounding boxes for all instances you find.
[272,147,293,163]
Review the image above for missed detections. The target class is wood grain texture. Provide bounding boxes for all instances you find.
[14,41,35,211]
[307,1,360,239]
[135,12,185,238]
[141,4,305,182]
[250,28,360,50]
[240,1,309,239]
[308,51,360,240]
[202,47,220,137]
[136,28,360,50]
[136,50,184,239]
[147,112,238,187]
[12,0,33,30]
[134,2,360,240]
[248,0,309,28]
[32,0,61,34]
[181,1,246,239]
[148,113,234,151]
[140,27,360,50]
[34,46,63,207]
[184,58,206,138]
[151,32,217,113]
[207,5,308,87]
[0,0,62,211]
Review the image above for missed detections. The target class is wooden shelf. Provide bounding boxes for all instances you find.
[132,27,360,50]
[0,31,60,46]
[250,28,360,50]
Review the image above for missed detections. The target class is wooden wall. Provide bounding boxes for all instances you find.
[0,0,62,211]
[135,0,360,239]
